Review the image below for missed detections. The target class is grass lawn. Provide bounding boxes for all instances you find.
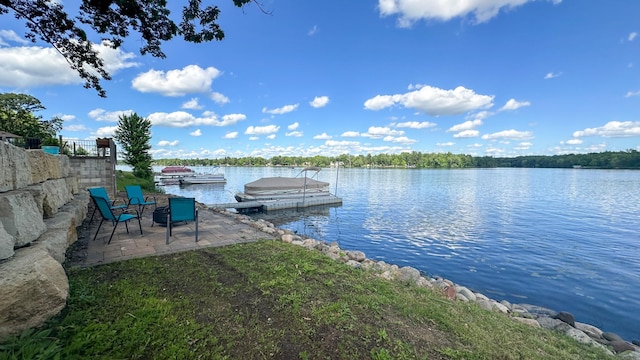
[1,241,616,359]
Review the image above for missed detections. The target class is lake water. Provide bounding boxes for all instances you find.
[144,166,639,340]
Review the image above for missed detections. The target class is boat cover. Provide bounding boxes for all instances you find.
[244,177,329,193]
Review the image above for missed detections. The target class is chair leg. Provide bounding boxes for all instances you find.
[108,222,119,244]
[93,219,104,241]
[136,215,143,235]
[89,207,96,224]
[124,220,129,234]
[165,214,171,245]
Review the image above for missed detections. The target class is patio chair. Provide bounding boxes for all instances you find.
[88,187,126,223]
[165,197,198,244]
[125,185,157,223]
[91,195,143,244]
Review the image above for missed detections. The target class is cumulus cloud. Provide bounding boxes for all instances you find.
[286,131,303,137]
[147,111,246,128]
[210,91,230,105]
[96,126,118,138]
[383,135,416,144]
[629,32,638,41]
[309,96,330,108]
[341,131,360,137]
[481,129,534,140]
[566,138,583,145]
[190,129,202,136]
[378,0,559,26]
[436,142,455,147]
[64,124,89,132]
[245,125,280,135]
[364,85,494,116]
[0,30,29,46]
[182,98,203,110]
[500,98,531,111]
[0,40,138,89]
[544,72,562,79]
[313,133,332,140]
[448,119,483,132]
[267,134,276,140]
[88,108,134,122]
[131,65,221,96]
[224,132,238,139]
[572,121,640,138]
[288,122,299,130]
[453,130,480,138]
[625,90,640,98]
[514,142,532,150]
[262,104,299,115]
[363,126,404,138]
[394,121,436,129]
[158,140,179,146]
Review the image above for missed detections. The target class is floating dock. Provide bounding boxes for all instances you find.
[209,195,342,213]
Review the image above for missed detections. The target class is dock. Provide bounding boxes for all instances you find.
[209,195,342,213]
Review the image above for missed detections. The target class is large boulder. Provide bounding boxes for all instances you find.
[41,179,74,217]
[0,190,47,247]
[0,142,31,192]
[0,221,14,260]
[27,150,61,184]
[0,246,69,338]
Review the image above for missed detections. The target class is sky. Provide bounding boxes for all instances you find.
[1,0,639,159]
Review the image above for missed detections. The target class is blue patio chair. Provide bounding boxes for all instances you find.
[91,195,143,244]
[88,187,126,223]
[125,185,157,223]
[165,197,198,244]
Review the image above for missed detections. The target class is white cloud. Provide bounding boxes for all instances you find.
[436,142,455,147]
[288,122,299,130]
[224,132,238,139]
[308,25,319,36]
[182,98,203,110]
[481,129,534,140]
[364,85,494,116]
[325,140,361,147]
[148,111,246,127]
[544,72,562,79]
[572,121,640,138]
[514,142,532,150]
[64,124,89,132]
[363,126,404,138]
[262,104,299,115]
[448,119,483,132]
[95,126,118,138]
[453,130,480,138]
[267,134,276,140]
[341,131,360,137]
[0,30,29,46]
[500,98,531,111]
[629,32,638,41]
[131,65,221,96]
[625,90,640,98]
[88,108,134,122]
[313,133,332,140]
[309,96,330,108]
[158,140,179,146]
[190,129,202,136]
[56,114,76,121]
[245,125,280,135]
[378,0,559,26]
[394,121,436,129]
[383,136,416,144]
[0,41,138,89]
[210,91,230,105]
[286,131,303,137]
[566,138,583,145]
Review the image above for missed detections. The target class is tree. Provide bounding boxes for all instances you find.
[0,0,259,97]
[0,92,63,139]
[114,113,153,179]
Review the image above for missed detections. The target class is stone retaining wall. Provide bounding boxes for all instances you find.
[0,142,89,338]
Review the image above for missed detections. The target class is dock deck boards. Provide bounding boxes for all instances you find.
[209,196,342,212]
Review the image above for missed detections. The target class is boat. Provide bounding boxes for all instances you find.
[178,167,226,185]
[235,167,334,202]
[157,166,195,185]
[179,173,226,185]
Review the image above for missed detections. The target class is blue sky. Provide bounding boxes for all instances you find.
[1,0,639,159]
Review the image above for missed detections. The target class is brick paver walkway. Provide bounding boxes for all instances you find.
[70,201,275,267]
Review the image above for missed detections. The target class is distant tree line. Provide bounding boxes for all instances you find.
[153,150,640,169]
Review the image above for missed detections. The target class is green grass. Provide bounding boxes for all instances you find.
[115,170,160,193]
[0,241,616,359]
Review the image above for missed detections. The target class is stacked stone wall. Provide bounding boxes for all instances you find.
[0,142,89,338]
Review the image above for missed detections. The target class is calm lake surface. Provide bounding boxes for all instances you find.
[145,166,639,340]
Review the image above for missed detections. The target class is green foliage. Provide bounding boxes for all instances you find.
[114,113,153,180]
[0,93,63,140]
[116,170,160,193]
[152,150,640,169]
[0,328,62,360]
[0,0,255,97]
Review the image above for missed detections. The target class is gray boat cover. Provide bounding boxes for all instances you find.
[244,177,329,193]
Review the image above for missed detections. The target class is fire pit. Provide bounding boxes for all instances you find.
[152,206,169,226]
